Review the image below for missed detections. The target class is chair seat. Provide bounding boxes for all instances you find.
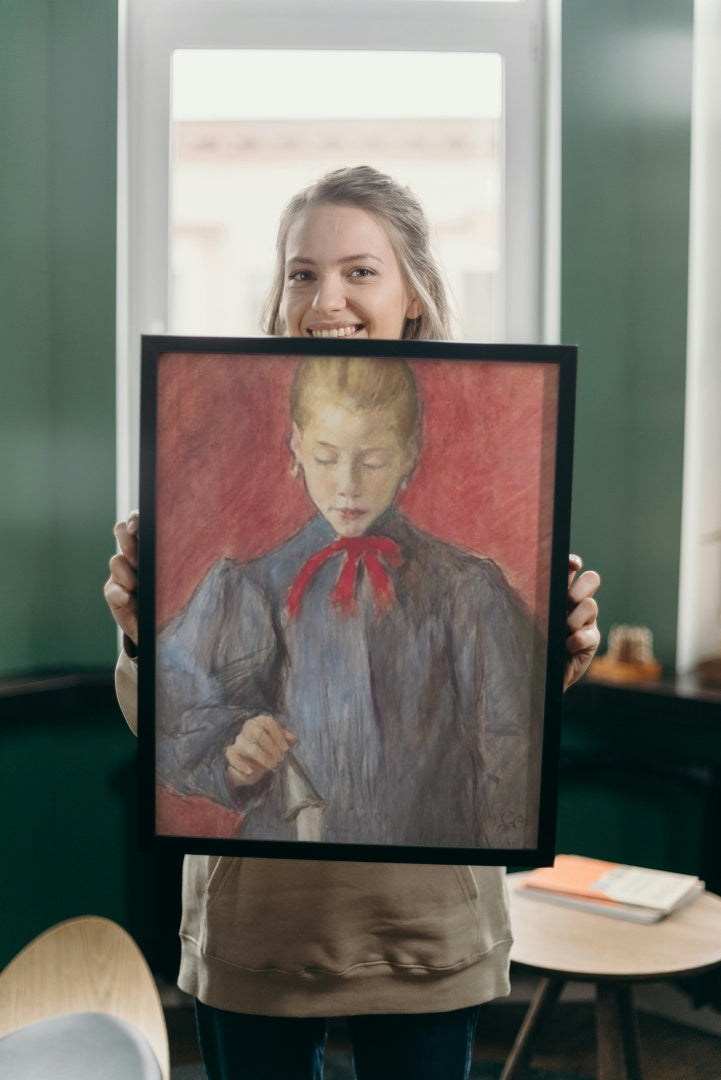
[0,1011,162,1079]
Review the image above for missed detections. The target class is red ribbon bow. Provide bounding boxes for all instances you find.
[287,535,403,618]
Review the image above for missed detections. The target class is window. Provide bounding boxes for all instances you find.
[169,49,503,340]
[117,0,557,510]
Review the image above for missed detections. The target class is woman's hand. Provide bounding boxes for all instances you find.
[104,510,139,646]
[564,554,601,691]
[225,714,298,788]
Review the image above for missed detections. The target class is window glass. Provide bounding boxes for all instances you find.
[170,50,503,340]
[120,0,549,510]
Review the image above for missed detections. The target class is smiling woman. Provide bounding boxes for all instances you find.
[263,167,450,341]
[282,205,421,340]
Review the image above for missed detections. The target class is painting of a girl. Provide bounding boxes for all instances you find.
[156,354,543,851]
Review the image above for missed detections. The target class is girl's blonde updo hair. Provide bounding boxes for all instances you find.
[262,165,453,342]
[291,356,421,450]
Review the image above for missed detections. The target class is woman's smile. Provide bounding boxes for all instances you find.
[307,323,365,339]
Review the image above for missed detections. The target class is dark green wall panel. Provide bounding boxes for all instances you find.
[0,0,118,675]
[0,3,54,670]
[0,701,132,966]
[0,682,184,975]
[562,1,693,669]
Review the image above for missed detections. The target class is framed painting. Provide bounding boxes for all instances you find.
[137,336,576,865]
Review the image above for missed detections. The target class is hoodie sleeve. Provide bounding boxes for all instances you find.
[115,647,139,735]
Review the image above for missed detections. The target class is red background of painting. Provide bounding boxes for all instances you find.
[155,352,559,624]
[153,351,559,837]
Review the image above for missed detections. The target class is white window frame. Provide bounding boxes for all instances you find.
[116,0,559,512]
[676,0,721,674]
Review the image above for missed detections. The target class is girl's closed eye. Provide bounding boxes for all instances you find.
[361,454,392,472]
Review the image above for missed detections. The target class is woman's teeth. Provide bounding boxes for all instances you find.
[310,325,360,338]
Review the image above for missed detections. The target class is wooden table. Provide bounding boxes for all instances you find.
[503,873,721,1080]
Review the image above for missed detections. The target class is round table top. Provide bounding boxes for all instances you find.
[508,872,721,981]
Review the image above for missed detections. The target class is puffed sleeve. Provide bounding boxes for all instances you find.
[450,559,545,849]
[155,558,285,809]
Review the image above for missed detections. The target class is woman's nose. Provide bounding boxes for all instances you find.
[313,274,345,315]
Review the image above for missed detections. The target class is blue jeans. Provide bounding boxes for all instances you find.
[195,1000,481,1080]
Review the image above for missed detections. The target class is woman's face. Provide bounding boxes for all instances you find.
[291,401,416,538]
[281,203,421,340]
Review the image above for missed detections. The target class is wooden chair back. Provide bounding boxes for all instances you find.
[0,915,169,1080]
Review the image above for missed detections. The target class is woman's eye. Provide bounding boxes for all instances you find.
[288,270,313,283]
[314,457,337,467]
[349,267,375,279]
[362,462,386,472]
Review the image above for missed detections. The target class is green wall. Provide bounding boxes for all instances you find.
[562,0,693,669]
[0,1,693,677]
[0,0,118,676]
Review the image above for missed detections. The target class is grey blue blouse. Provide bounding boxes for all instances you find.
[156,510,544,850]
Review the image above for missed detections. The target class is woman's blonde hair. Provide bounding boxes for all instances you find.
[262,165,453,341]
[291,356,421,449]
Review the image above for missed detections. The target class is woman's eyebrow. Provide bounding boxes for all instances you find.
[339,253,384,265]
[286,253,384,266]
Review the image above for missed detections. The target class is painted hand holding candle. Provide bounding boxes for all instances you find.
[154,354,545,852]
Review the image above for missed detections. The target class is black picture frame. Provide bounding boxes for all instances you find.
[138,335,576,866]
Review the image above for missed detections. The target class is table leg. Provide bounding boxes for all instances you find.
[499,976,565,1080]
[596,982,643,1080]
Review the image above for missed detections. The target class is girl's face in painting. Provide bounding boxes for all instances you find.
[281,203,421,340]
[291,403,417,538]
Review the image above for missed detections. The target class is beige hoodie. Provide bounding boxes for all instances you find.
[116,650,512,1016]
